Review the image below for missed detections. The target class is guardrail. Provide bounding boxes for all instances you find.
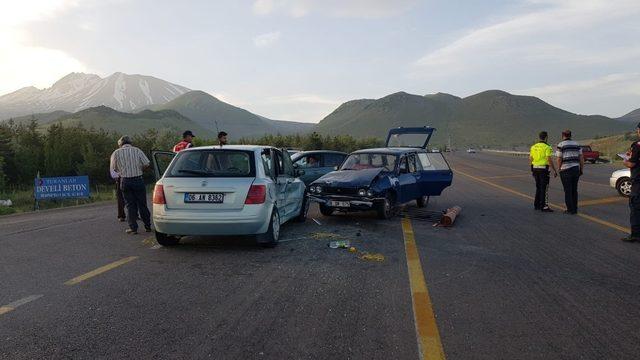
[483,149,530,157]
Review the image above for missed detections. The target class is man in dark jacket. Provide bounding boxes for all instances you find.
[622,123,640,242]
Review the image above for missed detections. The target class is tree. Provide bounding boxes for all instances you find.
[13,118,44,183]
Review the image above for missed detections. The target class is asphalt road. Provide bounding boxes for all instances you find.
[1,152,639,359]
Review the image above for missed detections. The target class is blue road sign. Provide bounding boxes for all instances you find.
[34,176,90,200]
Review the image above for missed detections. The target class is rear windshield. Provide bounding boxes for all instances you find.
[166,150,255,177]
[341,153,397,172]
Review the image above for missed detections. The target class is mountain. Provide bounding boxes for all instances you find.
[618,108,640,123]
[49,106,211,136]
[9,110,71,126]
[0,72,189,120]
[316,90,630,147]
[151,91,314,138]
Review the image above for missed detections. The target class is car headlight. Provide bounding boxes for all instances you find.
[316,186,323,193]
[358,188,367,196]
[367,190,374,196]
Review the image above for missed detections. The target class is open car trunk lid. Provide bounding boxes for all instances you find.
[385,126,435,149]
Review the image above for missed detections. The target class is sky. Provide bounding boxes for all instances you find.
[0,0,639,122]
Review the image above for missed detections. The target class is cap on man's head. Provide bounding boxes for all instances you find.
[183,130,195,138]
[217,131,228,139]
[562,129,572,138]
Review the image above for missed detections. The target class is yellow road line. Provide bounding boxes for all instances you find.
[0,295,43,316]
[578,196,626,207]
[64,256,138,286]
[454,168,630,234]
[401,217,446,360]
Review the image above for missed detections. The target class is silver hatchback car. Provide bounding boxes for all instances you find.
[151,146,308,246]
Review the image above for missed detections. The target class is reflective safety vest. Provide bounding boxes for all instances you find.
[530,142,553,167]
[173,140,192,153]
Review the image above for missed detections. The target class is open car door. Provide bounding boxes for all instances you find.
[385,127,434,149]
[151,150,176,180]
[416,152,453,196]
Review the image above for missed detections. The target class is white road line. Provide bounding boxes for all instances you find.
[0,294,44,316]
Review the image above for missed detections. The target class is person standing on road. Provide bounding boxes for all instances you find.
[218,131,228,147]
[622,123,640,242]
[530,131,557,212]
[556,130,584,215]
[173,130,195,152]
[111,137,127,222]
[110,136,152,235]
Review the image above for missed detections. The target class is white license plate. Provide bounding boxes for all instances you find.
[184,193,224,203]
[330,201,350,207]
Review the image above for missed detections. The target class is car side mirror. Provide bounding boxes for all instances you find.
[293,163,299,169]
[333,166,339,171]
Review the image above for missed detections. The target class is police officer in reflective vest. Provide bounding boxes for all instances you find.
[173,130,195,152]
[530,131,557,212]
[622,123,640,242]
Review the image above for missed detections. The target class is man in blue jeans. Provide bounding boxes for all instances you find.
[109,136,152,234]
[622,123,640,242]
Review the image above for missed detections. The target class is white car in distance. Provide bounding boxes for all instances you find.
[151,146,308,247]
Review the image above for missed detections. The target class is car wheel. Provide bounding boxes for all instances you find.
[155,231,180,246]
[257,208,280,247]
[319,204,334,216]
[377,193,395,219]
[295,194,309,222]
[416,195,430,208]
[617,177,632,197]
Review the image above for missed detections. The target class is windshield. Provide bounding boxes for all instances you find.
[166,150,255,177]
[340,153,397,172]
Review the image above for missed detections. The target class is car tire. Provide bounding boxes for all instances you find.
[416,195,430,208]
[155,231,180,246]
[319,204,334,216]
[257,208,280,247]
[617,177,632,197]
[295,194,309,222]
[377,193,395,220]
[588,159,596,164]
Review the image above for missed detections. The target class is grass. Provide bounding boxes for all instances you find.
[0,184,152,216]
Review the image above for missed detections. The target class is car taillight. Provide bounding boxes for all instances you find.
[245,184,266,204]
[153,184,166,204]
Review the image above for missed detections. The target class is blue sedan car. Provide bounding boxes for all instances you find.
[307,127,453,219]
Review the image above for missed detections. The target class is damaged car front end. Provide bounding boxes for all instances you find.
[307,126,453,219]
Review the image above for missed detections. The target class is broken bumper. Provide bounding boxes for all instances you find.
[307,194,384,210]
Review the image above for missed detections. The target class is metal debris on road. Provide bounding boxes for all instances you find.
[348,246,357,253]
[359,253,385,262]
[312,218,322,225]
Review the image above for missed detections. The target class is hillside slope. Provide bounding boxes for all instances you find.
[316,90,630,147]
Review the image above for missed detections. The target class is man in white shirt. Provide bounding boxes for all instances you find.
[110,136,151,234]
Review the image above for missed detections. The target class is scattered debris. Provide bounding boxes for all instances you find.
[348,246,357,253]
[328,240,351,249]
[439,206,462,227]
[359,253,385,262]
[312,218,322,225]
[311,232,342,240]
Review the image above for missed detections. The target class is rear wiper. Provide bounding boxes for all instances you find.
[177,169,212,175]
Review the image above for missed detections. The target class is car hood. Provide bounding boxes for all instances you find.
[314,168,385,188]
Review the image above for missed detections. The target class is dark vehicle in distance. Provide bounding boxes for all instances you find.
[307,127,453,219]
[580,145,600,163]
[291,150,348,185]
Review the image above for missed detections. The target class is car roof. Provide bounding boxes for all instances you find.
[292,150,347,157]
[352,147,426,155]
[183,145,272,152]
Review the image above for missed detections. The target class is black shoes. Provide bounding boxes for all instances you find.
[144,226,152,232]
[541,207,554,213]
[621,236,640,242]
[125,229,138,235]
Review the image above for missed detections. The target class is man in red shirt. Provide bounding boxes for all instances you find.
[173,130,195,152]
